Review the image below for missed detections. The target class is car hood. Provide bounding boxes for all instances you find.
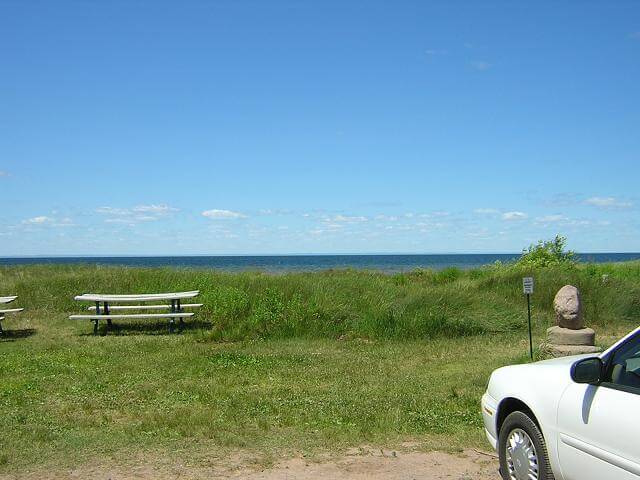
[487,354,595,400]
[534,353,596,367]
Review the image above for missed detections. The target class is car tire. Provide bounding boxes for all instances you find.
[498,410,555,480]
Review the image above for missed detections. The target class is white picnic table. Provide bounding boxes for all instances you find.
[70,291,202,334]
[0,296,24,334]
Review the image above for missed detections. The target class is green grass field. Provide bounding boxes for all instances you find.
[0,263,638,473]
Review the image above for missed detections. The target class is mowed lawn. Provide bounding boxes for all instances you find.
[1,311,526,474]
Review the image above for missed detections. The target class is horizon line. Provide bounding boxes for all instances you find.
[1,251,640,259]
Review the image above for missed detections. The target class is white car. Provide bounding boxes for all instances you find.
[482,326,640,480]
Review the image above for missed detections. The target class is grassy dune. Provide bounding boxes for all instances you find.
[0,263,638,473]
[2,261,640,340]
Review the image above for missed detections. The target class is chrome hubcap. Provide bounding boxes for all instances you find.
[505,428,539,480]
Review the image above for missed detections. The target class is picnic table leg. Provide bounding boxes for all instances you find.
[177,299,185,330]
[104,302,112,330]
[0,316,4,335]
[169,299,176,333]
[94,302,101,336]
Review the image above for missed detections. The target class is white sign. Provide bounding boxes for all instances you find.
[523,277,534,294]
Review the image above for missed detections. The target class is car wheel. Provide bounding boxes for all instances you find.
[498,410,555,480]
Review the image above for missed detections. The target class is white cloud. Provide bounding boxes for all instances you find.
[96,207,128,216]
[22,216,75,227]
[23,216,53,225]
[96,204,178,225]
[585,196,633,209]
[474,208,500,215]
[374,214,398,222]
[97,204,177,216]
[536,214,566,223]
[502,211,527,221]
[331,214,368,223]
[0,171,8,177]
[202,209,247,219]
[470,60,491,71]
[105,218,135,225]
[257,208,294,216]
[431,211,450,217]
[132,204,178,214]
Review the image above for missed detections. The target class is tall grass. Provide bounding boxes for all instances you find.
[1,261,638,340]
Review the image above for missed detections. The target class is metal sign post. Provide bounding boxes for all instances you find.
[523,277,534,360]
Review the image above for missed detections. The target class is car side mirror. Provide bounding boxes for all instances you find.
[570,357,604,384]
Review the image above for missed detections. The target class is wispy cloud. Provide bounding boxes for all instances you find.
[23,216,53,225]
[502,211,527,221]
[330,214,368,223]
[375,214,399,222]
[535,214,566,223]
[474,208,500,215]
[258,208,294,216]
[584,196,633,209]
[202,209,247,219]
[470,60,491,71]
[131,204,178,215]
[0,171,8,177]
[22,215,75,227]
[96,204,178,225]
[629,31,640,40]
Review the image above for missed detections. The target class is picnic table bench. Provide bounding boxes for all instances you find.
[0,296,24,334]
[70,291,202,334]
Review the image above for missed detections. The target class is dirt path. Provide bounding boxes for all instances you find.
[2,448,500,480]
[230,448,500,480]
[230,451,499,480]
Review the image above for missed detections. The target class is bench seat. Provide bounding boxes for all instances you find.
[87,303,203,311]
[0,308,24,314]
[0,296,17,304]
[70,312,194,320]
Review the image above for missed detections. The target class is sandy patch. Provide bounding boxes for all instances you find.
[1,448,499,480]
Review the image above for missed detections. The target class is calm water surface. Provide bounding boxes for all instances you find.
[1,253,639,273]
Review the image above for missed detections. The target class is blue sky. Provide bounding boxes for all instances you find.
[1,1,639,255]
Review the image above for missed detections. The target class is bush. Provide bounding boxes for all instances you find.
[517,235,576,268]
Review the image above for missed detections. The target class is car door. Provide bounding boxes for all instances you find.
[556,332,640,480]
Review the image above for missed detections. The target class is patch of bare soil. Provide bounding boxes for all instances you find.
[230,448,499,480]
[1,447,499,480]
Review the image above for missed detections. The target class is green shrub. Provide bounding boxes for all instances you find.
[517,235,576,268]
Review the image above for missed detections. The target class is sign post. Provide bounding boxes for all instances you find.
[523,277,534,360]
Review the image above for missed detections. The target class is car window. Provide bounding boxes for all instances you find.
[603,333,640,393]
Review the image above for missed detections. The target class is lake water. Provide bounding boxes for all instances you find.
[1,253,638,273]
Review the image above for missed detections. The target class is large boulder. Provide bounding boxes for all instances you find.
[553,285,583,329]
